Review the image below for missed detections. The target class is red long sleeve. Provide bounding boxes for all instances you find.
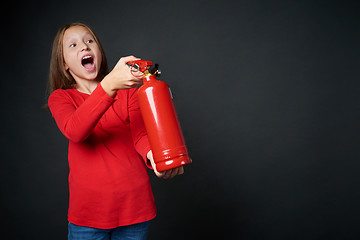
[48,84,156,229]
[48,84,115,143]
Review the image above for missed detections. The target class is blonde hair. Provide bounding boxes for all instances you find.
[47,22,108,96]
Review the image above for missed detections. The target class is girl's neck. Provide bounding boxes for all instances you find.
[75,79,99,95]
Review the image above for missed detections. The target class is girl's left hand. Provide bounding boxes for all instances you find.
[147,151,185,179]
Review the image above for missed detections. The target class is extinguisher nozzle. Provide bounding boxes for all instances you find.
[149,64,161,77]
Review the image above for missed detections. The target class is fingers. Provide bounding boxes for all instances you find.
[155,170,166,178]
[157,166,185,179]
[124,56,145,81]
[114,55,141,76]
[110,55,144,89]
[118,55,141,64]
[123,78,143,88]
[178,166,184,175]
[163,168,178,179]
[147,143,187,180]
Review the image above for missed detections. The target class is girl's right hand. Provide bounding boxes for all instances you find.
[101,55,144,96]
[147,150,185,179]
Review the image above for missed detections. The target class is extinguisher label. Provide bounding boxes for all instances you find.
[169,88,174,99]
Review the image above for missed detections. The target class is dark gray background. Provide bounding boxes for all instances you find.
[1,0,359,239]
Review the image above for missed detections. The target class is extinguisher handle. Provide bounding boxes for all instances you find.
[127,60,153,73]
[127,59,161,77]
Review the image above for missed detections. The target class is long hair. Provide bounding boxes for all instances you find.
[46,22,108,98]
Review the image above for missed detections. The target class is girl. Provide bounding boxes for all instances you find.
[47,22,184,240]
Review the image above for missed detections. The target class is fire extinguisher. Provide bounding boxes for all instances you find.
[127,60,192,172]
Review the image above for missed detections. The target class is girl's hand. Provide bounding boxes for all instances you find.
[101,55,144,96]
[147,151,185,179]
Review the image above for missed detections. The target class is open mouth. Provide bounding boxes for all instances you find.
[81,55,95,71]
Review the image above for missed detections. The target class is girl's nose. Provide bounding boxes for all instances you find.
[80,42,90,51]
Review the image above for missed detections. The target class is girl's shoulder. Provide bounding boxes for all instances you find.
[48,87,84,108]
[49,87,77,100]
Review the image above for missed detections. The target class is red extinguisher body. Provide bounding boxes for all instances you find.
[138,75,191,172]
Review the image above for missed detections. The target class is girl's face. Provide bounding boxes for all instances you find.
[62,26,102,83]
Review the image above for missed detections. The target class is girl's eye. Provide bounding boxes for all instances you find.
[86,39,93,44]
[70,43,76,48]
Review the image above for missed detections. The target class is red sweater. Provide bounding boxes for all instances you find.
[48,84,156,229]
